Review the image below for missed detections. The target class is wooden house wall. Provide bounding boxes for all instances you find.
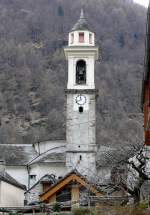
[143,81,150,146]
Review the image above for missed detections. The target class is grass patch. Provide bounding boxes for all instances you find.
[72,207,98,215]
[113,205,148,215]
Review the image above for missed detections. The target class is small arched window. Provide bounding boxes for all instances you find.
[76,60,86,84]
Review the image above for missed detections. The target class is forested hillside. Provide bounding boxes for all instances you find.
[0,0,146,147]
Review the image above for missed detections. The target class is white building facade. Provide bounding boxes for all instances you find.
[0,161,25,207]
[0,181,25,207]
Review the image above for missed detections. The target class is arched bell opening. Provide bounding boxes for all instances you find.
[76,60,86,85]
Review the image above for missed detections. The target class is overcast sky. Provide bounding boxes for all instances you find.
[134,0,149,7]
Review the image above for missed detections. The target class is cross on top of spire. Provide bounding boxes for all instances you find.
[80,9,84,19]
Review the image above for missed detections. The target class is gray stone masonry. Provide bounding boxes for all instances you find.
[66,93,97,176]
[25,183,43,204]
[145,146,150,176]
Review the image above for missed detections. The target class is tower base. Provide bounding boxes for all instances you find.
[66,151,97,178]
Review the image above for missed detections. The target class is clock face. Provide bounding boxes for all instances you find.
[75,94,87,105]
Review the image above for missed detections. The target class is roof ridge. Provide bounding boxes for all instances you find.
[0,171,26,190]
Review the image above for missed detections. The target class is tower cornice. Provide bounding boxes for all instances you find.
[65,89,99,96]
[64,46,99,60]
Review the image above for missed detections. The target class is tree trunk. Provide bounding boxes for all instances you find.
[134,194,140,204]
[133,187,141,204]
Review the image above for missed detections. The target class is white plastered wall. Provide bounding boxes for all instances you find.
[0,181,24,207]
[29,163,67,182]
[66,152,96,177]
[69,31,95,46]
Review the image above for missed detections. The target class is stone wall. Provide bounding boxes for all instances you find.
[66,93,97,176]
[145,145,150,175]
[25,183,43,204]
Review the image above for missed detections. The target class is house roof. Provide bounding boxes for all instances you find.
[25,174,56,194]
[28,145,66,165]
[96,146,118,167]
[0,171,26,190]
[40,170,103,202]
[97,184,125,195]
[0,142,66,166]
[71,9,92,32]
[0,144,38,166]
[96,146,140,168]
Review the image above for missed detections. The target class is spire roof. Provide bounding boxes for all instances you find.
[71,9,91,32]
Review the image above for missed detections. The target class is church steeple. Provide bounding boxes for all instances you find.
[64,11,99,176]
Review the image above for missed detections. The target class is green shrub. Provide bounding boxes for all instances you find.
[52,202,61,212]
[90,208,98,215]
[139,201,149,209]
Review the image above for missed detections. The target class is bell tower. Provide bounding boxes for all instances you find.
[64,10,99,176]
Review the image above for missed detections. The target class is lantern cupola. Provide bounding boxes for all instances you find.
[68,9,95,46]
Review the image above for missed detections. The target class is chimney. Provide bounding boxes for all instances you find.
[0,160,5,173]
